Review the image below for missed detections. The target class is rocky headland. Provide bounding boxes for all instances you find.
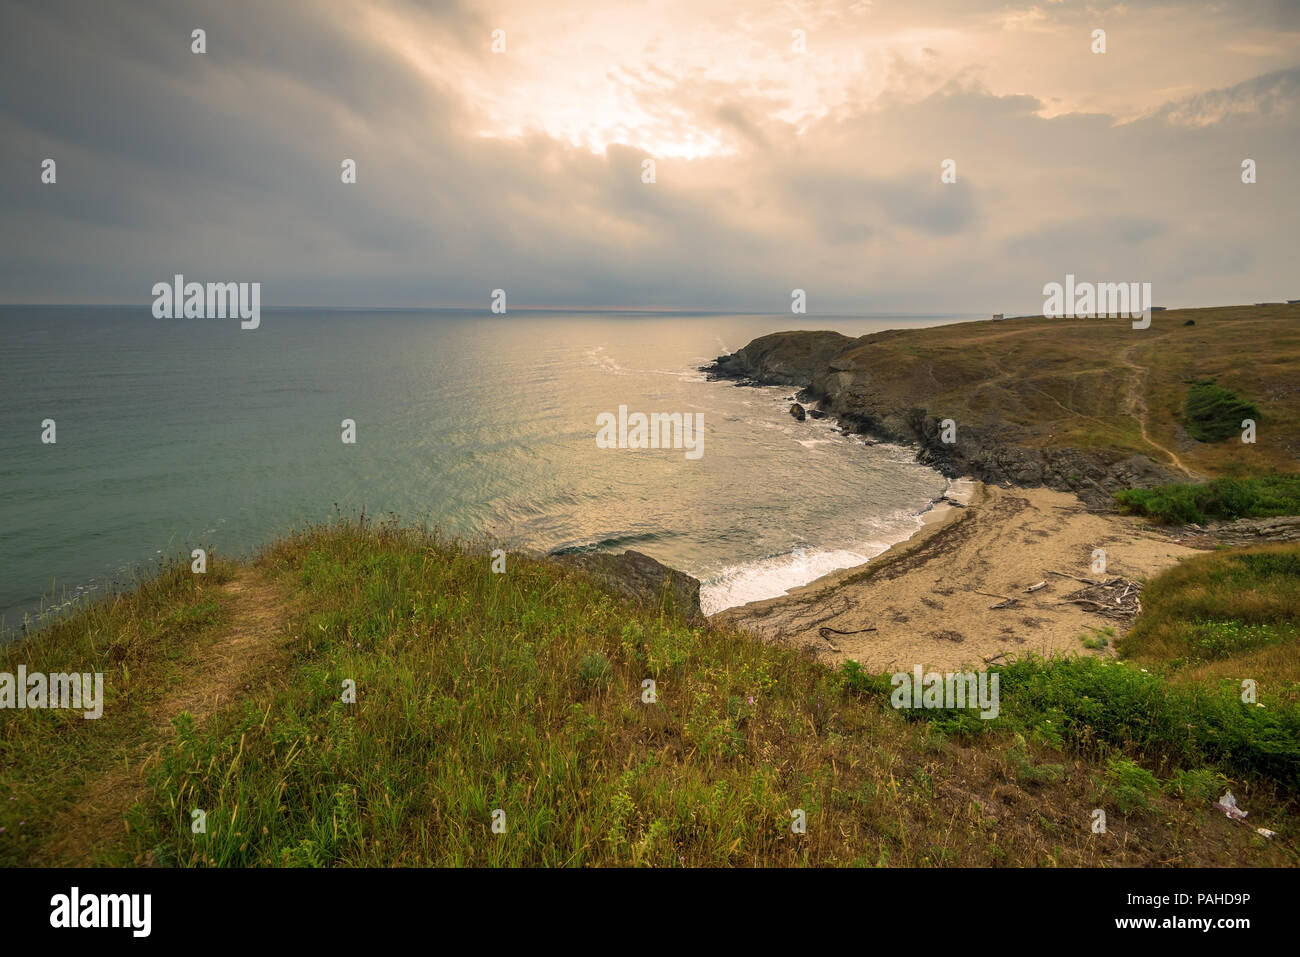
[705,327,1178,509]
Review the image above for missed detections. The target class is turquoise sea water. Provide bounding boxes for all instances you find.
[0,306,975,632]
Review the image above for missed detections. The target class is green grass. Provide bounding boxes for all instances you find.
[121,520,953,867]
[843,651,1300,791]
[0,557,234,866]
[1183,379,1261,443]
[1115,473,1300,524]
[4,521,1296,867]
[1119,543,1300,699]
[841,545,1300,790]
[1079,626,1113,650]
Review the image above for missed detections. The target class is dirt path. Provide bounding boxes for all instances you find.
[159,567,289,723]
[35,566,290,864]
[1118,345,1195,477]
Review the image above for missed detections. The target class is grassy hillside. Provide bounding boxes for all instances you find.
[817,303,1300,477]
[1120,543,1300,696]
[2,522,1295,867]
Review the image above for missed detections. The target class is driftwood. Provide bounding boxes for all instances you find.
[768,595,853,641]
[971,589,1018,609]
[817,624,876,653]
[1057,576,1144,621]
[1049,569,1097,585]
[1025,581,1047,593]
[818,625,878,638]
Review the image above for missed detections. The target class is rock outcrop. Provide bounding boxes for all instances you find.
[708,331,854,387]
[554,550,704,622]
[1183,515,1300,546]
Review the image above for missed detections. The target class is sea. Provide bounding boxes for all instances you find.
[0,306,976,633]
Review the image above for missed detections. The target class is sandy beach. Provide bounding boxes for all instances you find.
[711,481,1208,671]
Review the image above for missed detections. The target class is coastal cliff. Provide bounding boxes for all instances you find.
[708,329,1174,508]
[707,304,1300,509]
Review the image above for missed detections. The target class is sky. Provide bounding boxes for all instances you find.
[0,0,1297,313]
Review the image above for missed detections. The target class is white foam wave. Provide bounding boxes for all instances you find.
[700,513,928,615]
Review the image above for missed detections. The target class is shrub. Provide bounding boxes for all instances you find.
[841,653,1300,789]
[1115,473,1300,524]
[1184,379,1259,442]
[1164,767,1221,803]
[1100,756,1160,814]
[578,651,613,688]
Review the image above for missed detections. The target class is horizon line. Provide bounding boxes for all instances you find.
[1,299,1295,315]
[0,302,989,318]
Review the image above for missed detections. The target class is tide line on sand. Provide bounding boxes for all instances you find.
[710,481,1201,673]
[701,477,979,615]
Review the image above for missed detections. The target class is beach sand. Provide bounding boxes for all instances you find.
[710,481,1208,671]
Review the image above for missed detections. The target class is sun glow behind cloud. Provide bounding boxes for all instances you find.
[3,0,1298,310]
[361,0,967,159]
[360,0,1300,156]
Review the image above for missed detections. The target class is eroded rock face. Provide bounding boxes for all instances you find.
[706,331,855,387]
[1196,515,1300,546]
[554,550,703,621]
[704,330,1184,510]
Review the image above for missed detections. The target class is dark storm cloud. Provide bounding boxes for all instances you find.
[0,0,1297,312]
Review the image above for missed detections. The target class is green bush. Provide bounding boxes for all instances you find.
[1164,767,1222,803]
[1080,628,1109,650]
[1100,756,1160,814]
[1184,379,1260,442]
[841,655,1300,790]
[578,651,613,688]
[1115,473,1300,524]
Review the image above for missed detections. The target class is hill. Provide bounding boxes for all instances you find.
[708,303,1300,508]
[2,522,1295,867]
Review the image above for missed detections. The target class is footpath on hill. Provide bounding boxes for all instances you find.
[32,567,289,865]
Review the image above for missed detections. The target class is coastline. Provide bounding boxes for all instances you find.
[697,458,965,615]
[702,305,1300,507]
[709,480,1205,671]
[700,305,1299,671]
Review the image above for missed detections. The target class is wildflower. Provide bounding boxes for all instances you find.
[748,696,755,705]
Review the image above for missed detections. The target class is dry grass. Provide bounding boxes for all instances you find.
[828,303,1300,477]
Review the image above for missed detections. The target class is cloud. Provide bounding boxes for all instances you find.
[0,0,1296,312]
[1156,67,1300,126]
